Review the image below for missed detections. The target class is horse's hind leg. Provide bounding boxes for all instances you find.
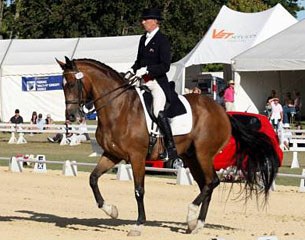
[89,154,118,218]
[187,172,219,233]
[185,154,220,234]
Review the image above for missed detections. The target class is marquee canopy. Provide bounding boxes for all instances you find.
[170,3,297,94]
[232,19,305,72]
[0,35,141,122]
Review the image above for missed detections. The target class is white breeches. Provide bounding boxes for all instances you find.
[145,80,166,117]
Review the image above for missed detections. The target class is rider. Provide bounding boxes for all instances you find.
[129,8,178,162]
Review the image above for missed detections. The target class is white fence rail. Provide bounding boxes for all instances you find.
[0,122,97,145]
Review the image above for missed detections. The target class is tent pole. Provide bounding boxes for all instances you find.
[71,38,81,59]
[0,38,14,121]
[181,67,185,94]
[278,71,283,101]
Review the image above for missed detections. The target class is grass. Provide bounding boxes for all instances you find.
[0,131,304,186]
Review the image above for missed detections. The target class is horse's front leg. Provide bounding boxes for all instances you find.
[127,156,146,237]
[89,154,118,218]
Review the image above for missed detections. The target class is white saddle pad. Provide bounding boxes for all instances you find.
[135,87,192,136]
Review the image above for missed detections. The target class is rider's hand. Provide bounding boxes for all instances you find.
[124,68,135,79]
[135,67,147,77]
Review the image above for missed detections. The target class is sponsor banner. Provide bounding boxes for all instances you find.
[22,75,63,91]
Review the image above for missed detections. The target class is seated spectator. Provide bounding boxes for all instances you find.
[30,111,38,124]
[269,98,283,132]
[47,117,90,143]
[282,92,295,124]
[9,109,23,124]
[44,114,54,129]
[36,113,45,131]
[278,123,292,150]
[45,114,54,125]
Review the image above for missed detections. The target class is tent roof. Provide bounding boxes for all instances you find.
[232,19,305,72]
[0,35,141,71]
[178,3,297,67]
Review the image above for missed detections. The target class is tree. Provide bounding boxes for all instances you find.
[1,0,303,62]
[227,0,269,12]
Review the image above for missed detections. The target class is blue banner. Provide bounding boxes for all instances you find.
[22,75,63,92]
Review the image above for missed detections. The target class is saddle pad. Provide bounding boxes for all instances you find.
[135,88,192,136]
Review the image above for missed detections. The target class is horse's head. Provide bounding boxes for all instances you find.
[56,56,92,122]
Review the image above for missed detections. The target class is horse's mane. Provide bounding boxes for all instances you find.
[74,58,124,81]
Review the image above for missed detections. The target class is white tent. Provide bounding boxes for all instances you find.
[170,3,297,94]
[0,35,141,122]
[231,19,305,114]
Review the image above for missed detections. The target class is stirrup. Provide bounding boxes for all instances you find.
[159,149,179,162]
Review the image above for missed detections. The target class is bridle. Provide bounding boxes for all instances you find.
[63,69,138,115]
[63,70,88,116]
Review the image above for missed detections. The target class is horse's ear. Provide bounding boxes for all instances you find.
[55,58,65,70]
[65,56,71,64]
[64,56,76,70]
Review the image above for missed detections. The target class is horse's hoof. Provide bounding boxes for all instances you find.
[186,220,205,234]
[101,203,118,219]
[127,225,143,236]
[186,203,199,231]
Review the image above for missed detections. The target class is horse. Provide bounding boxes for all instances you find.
[56,57,280,236]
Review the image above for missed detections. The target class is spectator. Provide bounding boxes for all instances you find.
[45,114,54,125]
[9,109,23,124]
[30,111,38,124]
[282,92,295,124]
[266,89,277,102]
[293,91,302,123]
[269,98,283,132]
[47,117,90,143]
[223,80,235,111]
[44,114,54,129]
[36,113,45,131]
[265,90,277,118]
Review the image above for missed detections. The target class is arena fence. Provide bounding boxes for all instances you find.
[0,155,304,191]
[0,122,97,145]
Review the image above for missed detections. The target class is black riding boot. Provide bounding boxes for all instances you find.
[157,111,178,162]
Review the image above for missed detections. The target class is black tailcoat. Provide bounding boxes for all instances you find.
[132,31,172,103]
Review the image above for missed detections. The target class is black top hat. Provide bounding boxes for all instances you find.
[142,8,163,20]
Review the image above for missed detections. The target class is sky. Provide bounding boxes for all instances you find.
[297,0,305,20]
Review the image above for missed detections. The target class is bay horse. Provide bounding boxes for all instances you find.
[56,57,280,236]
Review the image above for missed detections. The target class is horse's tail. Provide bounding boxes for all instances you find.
[229,115,280,199]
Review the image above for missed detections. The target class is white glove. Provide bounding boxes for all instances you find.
[124,68,135,79]
[127,68,134,74]
[135,67,148,77]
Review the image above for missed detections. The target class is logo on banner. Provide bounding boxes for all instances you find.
[212,29,256,41]
[212,29,234,39]
[22,75,63,92]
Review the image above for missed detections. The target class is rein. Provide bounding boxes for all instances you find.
[90,77,137,113]
[64,69,139,115]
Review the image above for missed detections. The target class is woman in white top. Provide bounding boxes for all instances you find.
[269,98,283,131]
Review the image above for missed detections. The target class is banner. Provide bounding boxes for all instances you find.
[22,75,63,91]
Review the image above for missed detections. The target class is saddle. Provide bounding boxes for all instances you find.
[135,84,192,136]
